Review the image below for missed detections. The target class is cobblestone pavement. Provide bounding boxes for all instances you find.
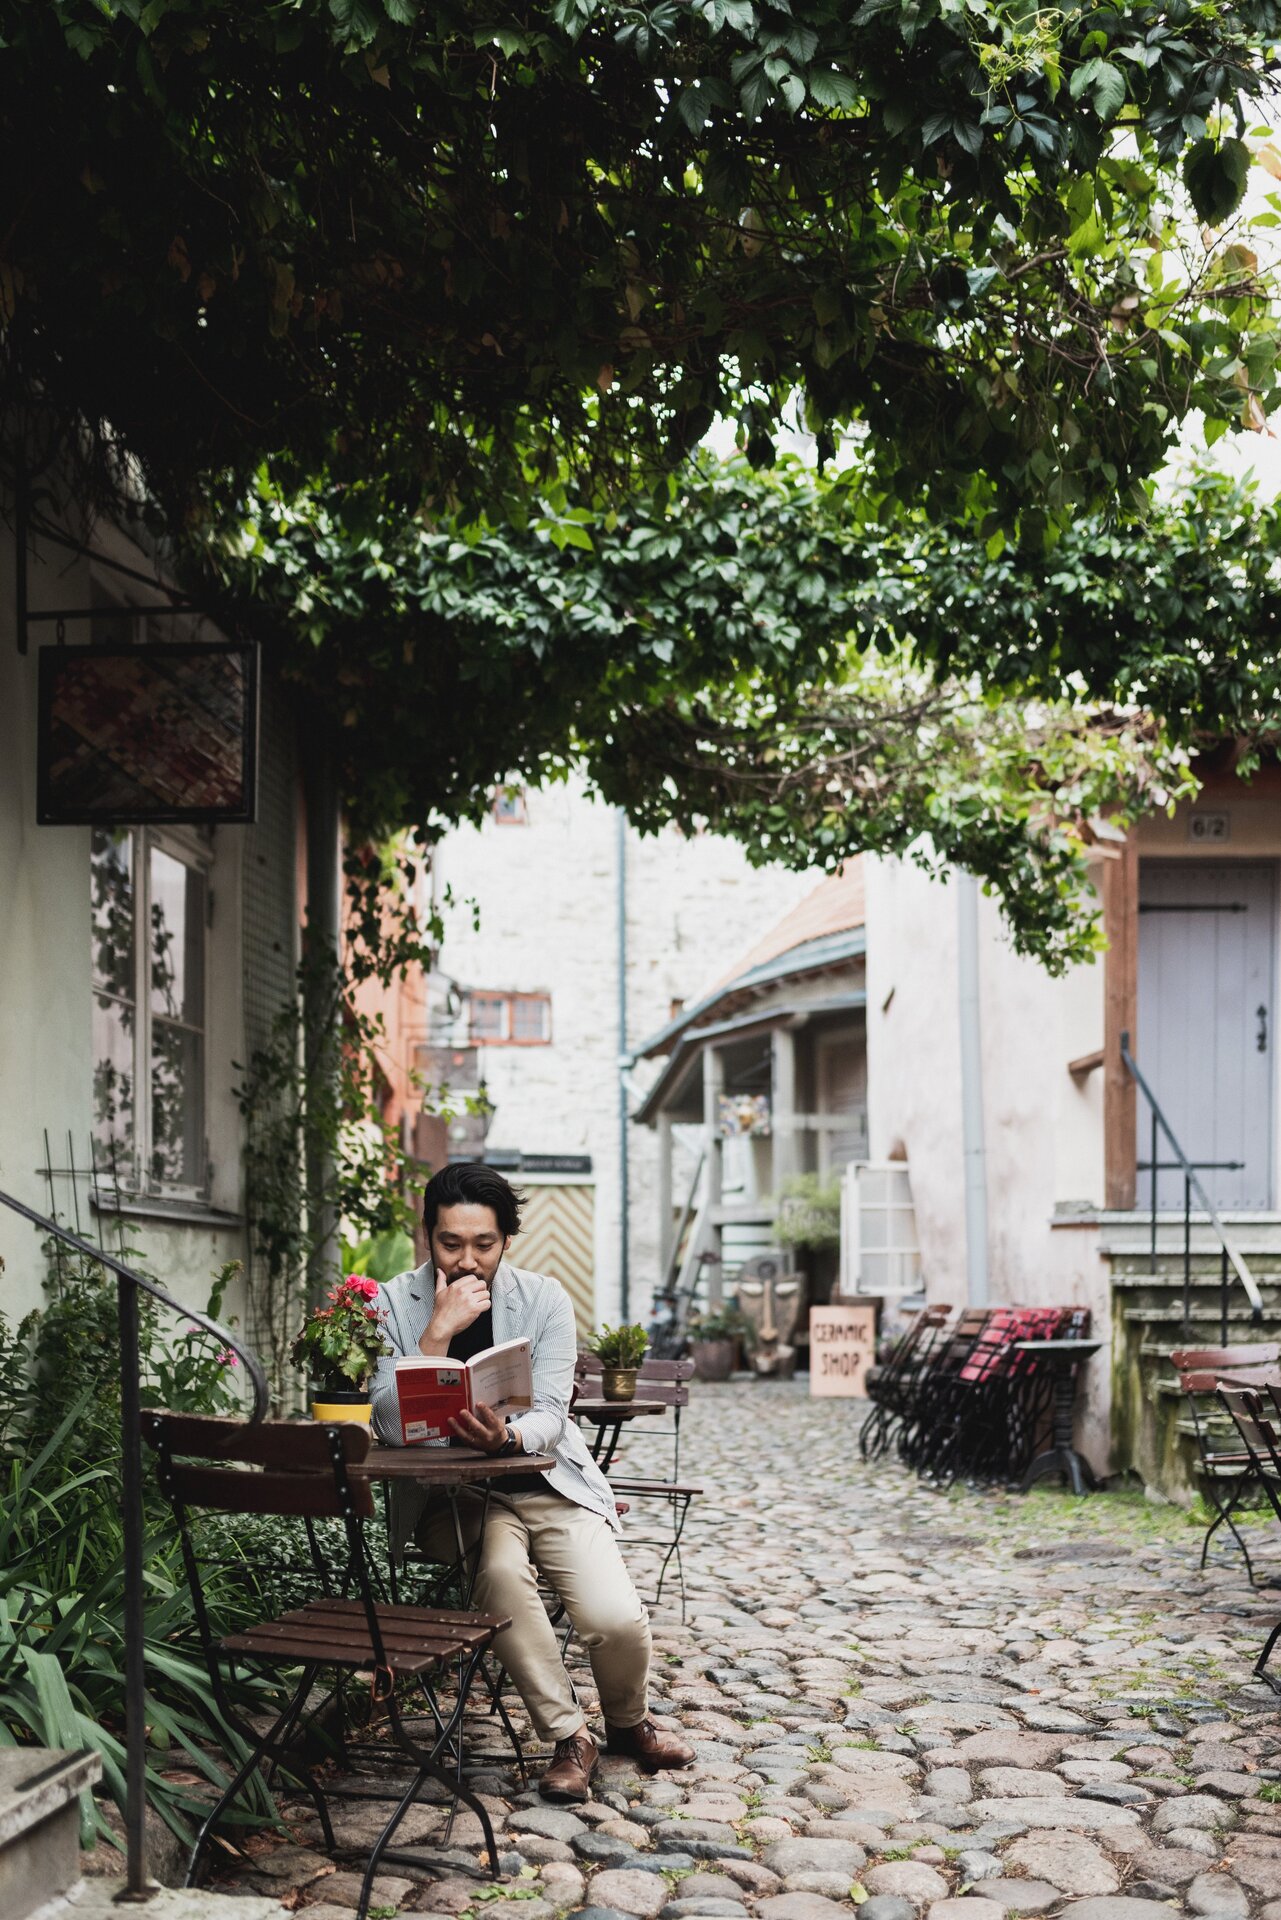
[220,1379,1281,1920]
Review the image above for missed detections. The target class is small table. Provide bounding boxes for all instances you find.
[355,1445,558,1779]
[354,1446,556,1602]
[1014,1339,1103,1496]
[572,1398,668,1473]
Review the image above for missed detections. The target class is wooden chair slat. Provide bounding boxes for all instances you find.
[166,1462,375,1521]
[1182,1367,1279,1393]
[220,1629,447,1674]
[142,1409,370,1468]
[608,1478,703,1496]
[1171,1344,1281,1372]
[301,1599,508,1634]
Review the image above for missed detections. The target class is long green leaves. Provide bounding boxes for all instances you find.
[0,1263,285,1855]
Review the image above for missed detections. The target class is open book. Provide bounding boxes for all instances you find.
[393,1337,534,1445]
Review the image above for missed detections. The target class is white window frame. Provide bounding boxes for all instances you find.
[467,990,552,1047]
[92,822,213,1201]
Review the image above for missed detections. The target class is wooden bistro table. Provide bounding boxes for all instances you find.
[344,1445,557,1796]
[352,1445,556,1605]
[571,1398,668,1474]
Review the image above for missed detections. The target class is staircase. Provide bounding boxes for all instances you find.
[1104,1212,1281,1500]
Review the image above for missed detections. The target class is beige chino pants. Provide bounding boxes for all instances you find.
[418,1488,650,1744]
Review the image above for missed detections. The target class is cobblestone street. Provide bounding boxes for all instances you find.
[227,1379,1281,1920]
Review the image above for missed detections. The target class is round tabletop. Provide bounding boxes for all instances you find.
[352,1447,556,1483]
[1013,1339,1103,1357]
[572,1398,668,1423]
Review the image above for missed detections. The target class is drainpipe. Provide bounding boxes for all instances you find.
[616,808,631,1322]
[302,729,342,1306]
[957,870,990,1306]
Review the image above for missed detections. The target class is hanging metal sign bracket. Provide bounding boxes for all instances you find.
[15,468,208,654]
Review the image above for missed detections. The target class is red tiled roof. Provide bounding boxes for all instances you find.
[710,859,865,992]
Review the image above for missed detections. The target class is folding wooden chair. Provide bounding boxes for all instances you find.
[1171,1344,1280,1584]
[899,1306,992,1472]
[574,1354,702,1620]
[142,1411,509,1918]
[860,1306,944,1462]
[1216,1387,1281,1685]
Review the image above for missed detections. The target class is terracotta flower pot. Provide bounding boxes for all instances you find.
[601,1366,638,1403]
[691,1338,736,1383]
[311,1386,372,1426]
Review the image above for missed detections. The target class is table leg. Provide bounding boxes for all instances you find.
[1019,1362,1096,1495]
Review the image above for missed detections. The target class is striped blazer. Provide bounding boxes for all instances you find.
[369,1259,620,1539]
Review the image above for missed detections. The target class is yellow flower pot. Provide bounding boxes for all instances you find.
[310,1387,372,1425]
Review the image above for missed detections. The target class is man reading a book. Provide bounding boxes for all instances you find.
[370,1162,693,1802]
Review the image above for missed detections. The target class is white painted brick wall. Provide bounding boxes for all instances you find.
[430,780,814,1326]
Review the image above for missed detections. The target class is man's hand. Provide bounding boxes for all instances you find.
[423,1267,489,1350]
[449,1401,514,1455]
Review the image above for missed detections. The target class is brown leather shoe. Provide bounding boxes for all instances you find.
[539,1727,599,1802]
[604,1716,695,1771]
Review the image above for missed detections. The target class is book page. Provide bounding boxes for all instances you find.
[468,1337,534,1414]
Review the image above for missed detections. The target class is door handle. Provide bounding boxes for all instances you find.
[1259,1005,1269,1053]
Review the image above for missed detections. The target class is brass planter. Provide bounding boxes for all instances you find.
[601,1366,638,1403]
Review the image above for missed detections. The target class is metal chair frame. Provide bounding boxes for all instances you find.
[1216,1386,1281,1687]
[1171,1344,1281,1585]
[143,1410,508,1919]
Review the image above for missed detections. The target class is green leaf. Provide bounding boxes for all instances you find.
[1184,137,1250,225]
[807,69,859,109]
[1090,62,1126,123]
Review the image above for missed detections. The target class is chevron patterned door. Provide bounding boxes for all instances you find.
[518,1184,597,1338]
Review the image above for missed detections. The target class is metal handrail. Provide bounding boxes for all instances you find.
[0,1186,268,1902]
[1120,1033,1264,1333]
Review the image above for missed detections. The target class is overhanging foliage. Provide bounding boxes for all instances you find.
[3,0,1281,538]
[198,454,1248,971]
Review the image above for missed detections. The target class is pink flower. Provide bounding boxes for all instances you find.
[345,1275,380,1300]
[215,1349,239,1367]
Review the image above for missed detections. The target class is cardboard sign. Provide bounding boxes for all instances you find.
[809,1303,877,1398]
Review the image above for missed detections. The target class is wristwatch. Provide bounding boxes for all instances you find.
[497,1424,520,1458]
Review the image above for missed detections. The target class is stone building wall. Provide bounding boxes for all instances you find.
[430,781,813,1327]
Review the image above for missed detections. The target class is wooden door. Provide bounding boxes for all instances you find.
[1137,861,1276,1210]
[815,1026,869,1173]
[517,1183,596,1338]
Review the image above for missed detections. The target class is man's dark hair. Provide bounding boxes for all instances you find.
[421,1162,523,1239]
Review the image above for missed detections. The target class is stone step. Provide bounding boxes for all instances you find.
[39,1883,290,1918]
[1,1749,102,1920]
[1106,1274,1281,1290]
[1123,1304,1281,1328]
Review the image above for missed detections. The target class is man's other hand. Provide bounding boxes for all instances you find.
[449,1402,512,1454]
[426,1267,490,1345]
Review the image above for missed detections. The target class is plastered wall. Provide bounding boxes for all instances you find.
[864,853,1112,1465]
[0,519,255,1337]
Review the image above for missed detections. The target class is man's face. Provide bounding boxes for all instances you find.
[429,1202,510,1287]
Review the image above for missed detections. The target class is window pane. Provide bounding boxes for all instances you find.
[470,995,508,1041]
[511,996,550,1042]
[151,1020,204,1187]
[91,830,134,999]
[92,991,135,1179]
[150,848,205,1026]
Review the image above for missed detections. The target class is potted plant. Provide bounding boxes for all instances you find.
[687,1304,751,1383]
[587,1322,649,1402]
[773,1171,843,1252]
[291,1275,393,1424]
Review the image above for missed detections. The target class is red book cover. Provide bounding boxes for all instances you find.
[393,1339,533,1445]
